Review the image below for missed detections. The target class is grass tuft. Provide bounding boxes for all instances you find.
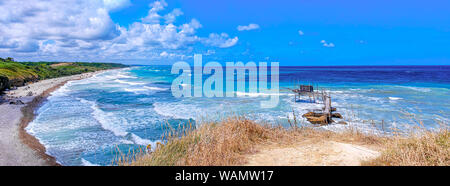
[363,130,449,166]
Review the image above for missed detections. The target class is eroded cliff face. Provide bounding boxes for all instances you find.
[9,76,39,87]
[0,75,39,92]
[0,76,8,92]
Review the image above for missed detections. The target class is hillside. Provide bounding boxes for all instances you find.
[0,57,128,92]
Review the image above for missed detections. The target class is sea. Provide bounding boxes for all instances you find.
[26,65,450,166]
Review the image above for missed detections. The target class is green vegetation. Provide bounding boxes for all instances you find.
[0,57,128,91]
[0,58,37,80]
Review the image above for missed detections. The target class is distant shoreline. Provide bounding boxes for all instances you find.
[127,64,450,67]
[0,69,113,166]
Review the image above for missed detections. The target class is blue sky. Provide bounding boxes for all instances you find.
[0,0,449,65]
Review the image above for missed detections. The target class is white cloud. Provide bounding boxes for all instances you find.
[323,43,335,47]
[103,0,131,11]
[0,0,238,62]
[298,30,304,36]
[0,0,120,54]
[237,23,260,31]
[142,0,168,24]
[160,51,169,57]
[164,9,183,24]
[203,33,239,48]
[321,40,335,48]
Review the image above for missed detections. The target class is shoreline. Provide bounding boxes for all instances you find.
[19,81,67,166]
[0,70,111,166]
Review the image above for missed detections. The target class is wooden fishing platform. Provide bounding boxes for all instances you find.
[287,83,346,125]
[286,84,319,103]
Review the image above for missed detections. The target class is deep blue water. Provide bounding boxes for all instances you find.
[26,65,450,166]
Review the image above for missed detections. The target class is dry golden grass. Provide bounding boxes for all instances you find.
[117,114,448,166]
[119,117,394,166]
[122,118,274,166]
[363,130,449,166]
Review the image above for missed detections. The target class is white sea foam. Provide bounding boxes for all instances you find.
[49,82,71,97]
[153,102,197,120]
[143,86,168,91]
[388,97,403,100]
[152,101,227,121]
[77,98,158,148]
[124,88,149,93]
[397,86,431,92]
[130,133,159,147]
[114,79,146,85]
[78,98,128,137]
[124,86,168,94]
[235,91,292,97]
[117,72,138,79]
[119,139,134,144]
[330,90,345,94]
[81,158,100,166]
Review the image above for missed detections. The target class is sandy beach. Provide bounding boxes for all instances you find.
[0,71,105,166]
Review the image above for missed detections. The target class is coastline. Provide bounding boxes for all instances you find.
[0,70,110,166]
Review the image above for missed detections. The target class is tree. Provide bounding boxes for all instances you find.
[6,57,14,62]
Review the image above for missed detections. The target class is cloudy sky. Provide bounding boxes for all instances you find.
[0,0,449,65]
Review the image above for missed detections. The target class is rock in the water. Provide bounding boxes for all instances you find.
[27,91,33,96]
[302,112,323,118]
[9,100,24,105]
[303,112,334,125]
[331,113,343,119]
[337,121,347,125]
[305,115,331,125]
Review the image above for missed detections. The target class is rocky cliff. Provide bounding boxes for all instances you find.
[0,75,39,92]
[0,76,9,92]
[8,75,39,87]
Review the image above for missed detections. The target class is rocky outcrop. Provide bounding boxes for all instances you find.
[302,110,344,125]
[305,115,332,125]
[9,99,25,105]
[8,76,38,87]
[0,75,39,93]
[337,121,347,125]
[302,112,323,118]
[331,113,343,119]
[0,76,8,92]
[302,112,333,125]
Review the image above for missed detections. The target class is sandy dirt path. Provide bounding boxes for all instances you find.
[245,140,380,166]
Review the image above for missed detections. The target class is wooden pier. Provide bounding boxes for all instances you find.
[288,84,318,103]
[288,83,345,125]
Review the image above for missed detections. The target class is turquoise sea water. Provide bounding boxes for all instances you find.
[26,66,450,166]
